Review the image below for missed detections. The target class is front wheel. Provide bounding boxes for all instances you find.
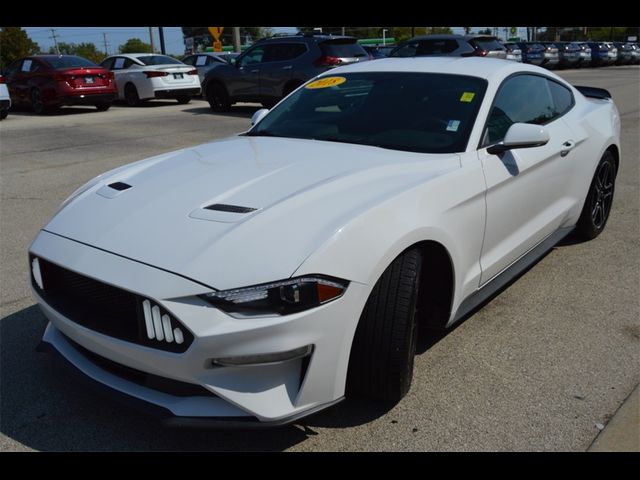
[206,84,231,112]
[347,248,422,402]
[575,151,616,240]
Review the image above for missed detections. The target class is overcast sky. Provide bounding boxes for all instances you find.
[23,27,527,55]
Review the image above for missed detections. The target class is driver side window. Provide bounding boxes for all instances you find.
[238,46,265,67]
[483,74,555,146]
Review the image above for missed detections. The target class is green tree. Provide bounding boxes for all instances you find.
[48,42,104,63]
[478,28,493,35]
[119,38,152,54]
[0,27,40,70]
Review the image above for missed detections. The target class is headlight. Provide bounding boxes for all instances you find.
[200,275,348,316]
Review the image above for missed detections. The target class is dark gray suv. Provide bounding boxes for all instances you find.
[202,34,369,111]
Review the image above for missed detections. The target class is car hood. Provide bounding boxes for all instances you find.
[44,136,460,290]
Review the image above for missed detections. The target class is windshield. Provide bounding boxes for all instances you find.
[136,55,183,65]
[43,56,97,69]
[247,72,487,154]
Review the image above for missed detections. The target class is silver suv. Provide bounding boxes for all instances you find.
[390,34,507,59]
[202,33,368,112]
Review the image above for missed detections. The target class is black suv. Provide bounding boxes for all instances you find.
[389,34,506,59]
[202,34,369,111]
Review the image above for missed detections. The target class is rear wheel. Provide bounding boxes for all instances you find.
[347,248,422,402]
[95,102,111,112]
[124,83,140,106]
[176,95,191,104]
[575,151,616,240]
[31,88,45,114]
[206,83,231,112]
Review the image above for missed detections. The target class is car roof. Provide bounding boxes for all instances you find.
[258,34,355,44]
[110,53,170,59]
[410,34,465,40]
[326,56,564,83]
[31,54,82,58]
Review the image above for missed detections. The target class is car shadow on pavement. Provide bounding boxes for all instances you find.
[182,104,261,118]
[7,105,104,117]
[0,305,314,451]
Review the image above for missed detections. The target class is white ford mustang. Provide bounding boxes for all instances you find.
[30,57,620,426]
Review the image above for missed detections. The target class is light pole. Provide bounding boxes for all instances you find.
[382,28,388,46]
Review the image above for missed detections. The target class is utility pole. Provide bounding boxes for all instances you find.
[233,27,241,53]
[148,27,155,53]
[341,27,345,36]
[102,32,109,56]
[158,27,166,54]
[50,28,60,55]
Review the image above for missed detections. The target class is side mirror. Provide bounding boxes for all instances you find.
[487,123,550,155]
[251,108,269,126]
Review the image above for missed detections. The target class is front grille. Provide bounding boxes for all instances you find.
[31,256,192,353]
[63,333,215,398]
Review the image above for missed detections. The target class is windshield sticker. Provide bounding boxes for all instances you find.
[114,57,125,69]
[305,76,347,89]
[196,56,207,66]
[460,92,475,102]
[446,120,461,132]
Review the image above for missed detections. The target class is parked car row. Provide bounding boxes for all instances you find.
[0,53,203,117]
[383,34,640,70]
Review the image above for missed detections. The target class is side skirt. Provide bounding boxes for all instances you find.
[451,226,575,326]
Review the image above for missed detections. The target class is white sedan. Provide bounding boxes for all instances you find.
[30,57,620,426]
[100,53,201,105]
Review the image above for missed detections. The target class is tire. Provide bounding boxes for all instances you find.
[31,88,45,115]
[347,248,422,402]
[206,83,231,112]
[176,95,191,104]
[95,102,111,112]
[0,109,7,120]
[124,83,140,107]
[575,151,616,240]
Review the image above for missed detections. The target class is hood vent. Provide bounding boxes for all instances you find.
[204,203,256,214]
[108,182,132,191]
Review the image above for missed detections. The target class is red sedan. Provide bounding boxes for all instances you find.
[3,55,117,114]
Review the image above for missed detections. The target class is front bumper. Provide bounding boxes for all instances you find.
[30,230,369,425]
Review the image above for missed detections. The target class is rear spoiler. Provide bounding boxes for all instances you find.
[574,85,612,100]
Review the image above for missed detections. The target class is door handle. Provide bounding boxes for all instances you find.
[560,140,575,157]
[282,65,292,70]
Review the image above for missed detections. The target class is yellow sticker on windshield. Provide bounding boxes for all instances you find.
[305,76,347,89]
[460,92,475,102]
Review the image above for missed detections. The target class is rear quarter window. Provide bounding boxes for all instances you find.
[547,80,574,116]
[471,38,504,51]
[320,41,367,58]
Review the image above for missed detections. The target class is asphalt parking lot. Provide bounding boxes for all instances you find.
[1,66,638,451]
